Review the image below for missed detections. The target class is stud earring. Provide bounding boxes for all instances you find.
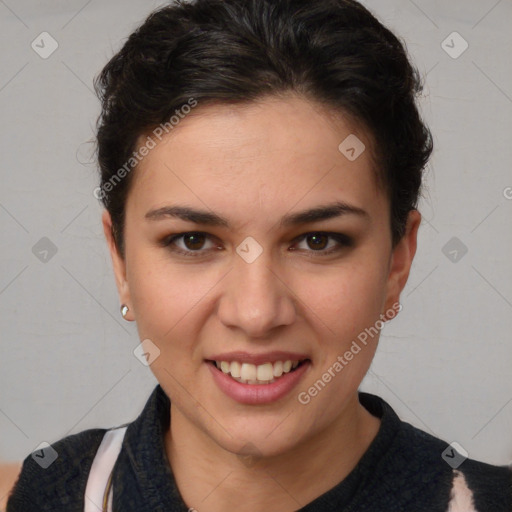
[120,304,129,319]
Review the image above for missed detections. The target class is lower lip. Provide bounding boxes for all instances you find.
[206,360,310,405]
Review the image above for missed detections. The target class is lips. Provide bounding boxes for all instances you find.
[205,351,311,404]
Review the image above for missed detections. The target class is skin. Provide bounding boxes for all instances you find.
[0,462,22,510]
[103,93,420,511]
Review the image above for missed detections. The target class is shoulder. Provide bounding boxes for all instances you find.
[398,420,512,510]
[6,427,108,512]
[359,392,511,510]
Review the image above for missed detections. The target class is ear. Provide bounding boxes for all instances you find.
[382,209,421,316]
[102,209,133,321]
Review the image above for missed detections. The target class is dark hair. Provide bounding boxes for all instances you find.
[94,0,433,258]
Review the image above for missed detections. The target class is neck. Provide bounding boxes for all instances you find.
[165,393,381,512]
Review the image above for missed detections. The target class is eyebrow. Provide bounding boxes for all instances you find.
[145,201,369,228]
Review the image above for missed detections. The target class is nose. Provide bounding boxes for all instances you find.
[217,247,296,339]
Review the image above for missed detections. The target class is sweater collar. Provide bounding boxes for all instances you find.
[116,385,402,511]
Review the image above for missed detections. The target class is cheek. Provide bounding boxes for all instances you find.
[126,250,210,344]
[297,258,388,337]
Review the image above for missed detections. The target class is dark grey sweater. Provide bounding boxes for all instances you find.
[6,384,512,511]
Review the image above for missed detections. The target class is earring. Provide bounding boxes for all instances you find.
[120,304,129,319]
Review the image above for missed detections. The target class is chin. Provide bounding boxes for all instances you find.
[212,413,310,459]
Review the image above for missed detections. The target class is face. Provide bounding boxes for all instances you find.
[103,94,419,459]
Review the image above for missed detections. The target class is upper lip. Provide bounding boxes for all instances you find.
[206,351,310,365]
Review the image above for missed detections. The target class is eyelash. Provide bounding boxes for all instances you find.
[160,231,353,258]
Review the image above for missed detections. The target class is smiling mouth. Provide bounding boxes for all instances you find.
[207,359,310,385]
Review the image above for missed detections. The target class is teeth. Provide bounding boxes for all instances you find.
[214,359,304,385]
[240,363,257,381]
[273,361,283,377]
[256,363,274,381]
[230,361,241,378]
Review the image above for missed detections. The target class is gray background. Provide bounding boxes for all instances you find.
[0,0,511,468]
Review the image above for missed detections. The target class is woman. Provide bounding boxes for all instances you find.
[7,0,511,510]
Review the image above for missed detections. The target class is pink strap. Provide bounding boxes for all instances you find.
[84,426,127,512]
[447,469,478,512]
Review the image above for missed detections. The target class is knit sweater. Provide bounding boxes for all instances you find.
[6,384,512,511]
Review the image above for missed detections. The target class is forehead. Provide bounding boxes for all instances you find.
[127,94,385,226]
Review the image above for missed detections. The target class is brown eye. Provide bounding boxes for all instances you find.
[292,232,353,256]
[161,232,218,257]
[305,233,329,250]
[182,233,207,250]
